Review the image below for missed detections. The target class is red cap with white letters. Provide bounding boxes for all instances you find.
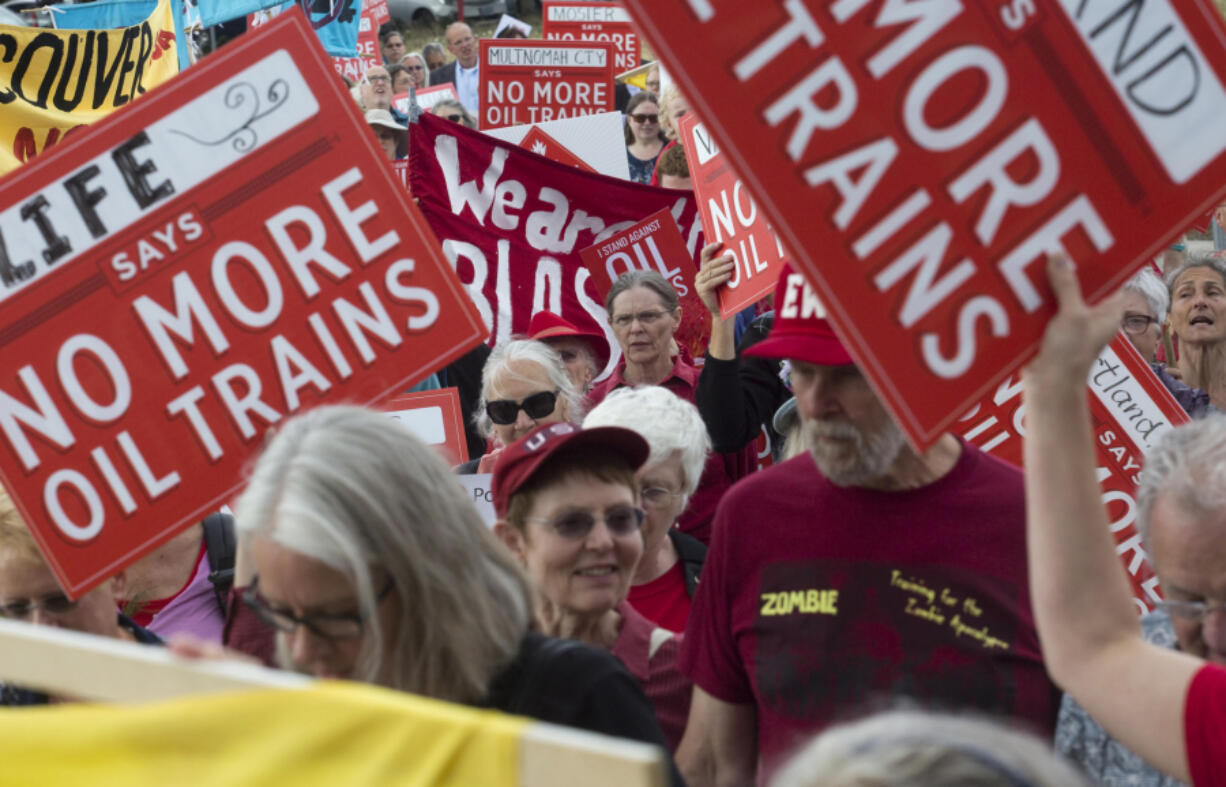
[745,263,853,366]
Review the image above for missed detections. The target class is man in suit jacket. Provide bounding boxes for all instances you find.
[429,22,479,116]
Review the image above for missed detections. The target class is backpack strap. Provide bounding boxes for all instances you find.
[201,512,236,616]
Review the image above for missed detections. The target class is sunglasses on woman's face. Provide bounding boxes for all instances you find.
[629,113,659,124]
[486,390,558,425]
[444,114,464,122]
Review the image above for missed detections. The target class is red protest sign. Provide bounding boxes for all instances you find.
[380,388,468,464]
[365,0,389,26]
[542,1,642,72]
[578,207,705,349]
[333,2,379,83]
[623,0,1226,449]
[520,126,595,173]
[409,113,710,365]
[479,38,616,129]
[677,112,788,319]
[958,335,1189,613]
[0,10,485,597]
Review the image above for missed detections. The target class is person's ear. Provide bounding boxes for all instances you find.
[494,521,525,562]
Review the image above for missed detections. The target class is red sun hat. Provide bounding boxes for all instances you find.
[527,310,611,370]
[745,263,854,366]
[491,422,650,518]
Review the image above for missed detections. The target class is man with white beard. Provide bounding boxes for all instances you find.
[673,264,1060,786]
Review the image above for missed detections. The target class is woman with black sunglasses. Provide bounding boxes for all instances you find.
[456,339,584,474]
[625,91,666,185]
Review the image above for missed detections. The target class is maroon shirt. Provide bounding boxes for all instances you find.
[1187,664,1226,787]
[681,444,1059,782]
[589,355,755,543]
[612,601,691,751]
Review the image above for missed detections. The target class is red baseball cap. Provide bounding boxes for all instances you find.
[745,263,854,366]
[527,311,611,371]
[490,422,649,518]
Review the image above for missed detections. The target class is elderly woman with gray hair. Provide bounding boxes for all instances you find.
[458,338,584,474]
[1121,267,1211,417]
[230,405,677,752]
[589,269,755,544]
[1166,252,1226,411]
[585,386,710,633]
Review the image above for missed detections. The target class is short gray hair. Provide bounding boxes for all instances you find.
[605,269,679,317]
[402,51,425,66]
[1123,268,1169,324]
[422,41,445,58]
[771,709,1088,787]
[476,339,584,439]
[431,99,476,128]
[234,405,532,704]
[1136,414,1226,554]
[1165,251,1226,294]
[583,385,710,498]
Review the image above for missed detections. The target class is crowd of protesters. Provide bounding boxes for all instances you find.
[5,10,1226,787]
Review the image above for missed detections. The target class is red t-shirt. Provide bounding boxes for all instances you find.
[680,444,1059,781]
[1186,663,1226,787]
[588,355,756,544]
[628,562,692,635]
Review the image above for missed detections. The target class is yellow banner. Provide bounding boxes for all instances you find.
[0,0,179,174]
[0,681,526,786]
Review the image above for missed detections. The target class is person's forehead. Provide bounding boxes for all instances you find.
[1149,492,1226,580]
[1120,290,1155,317]
[1175,266,1226,289]
[0,551,60,598]
[612,286,668,311]
[491,360,553,394]
[366,67,388,78]
[253,537,356,603]
[528,466,636,507]
[448,25,473,43]
[386,33,402,43]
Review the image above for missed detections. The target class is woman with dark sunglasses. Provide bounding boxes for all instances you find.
[624,91,666,185]
[457,339,584,474]
[231,406,682,784]
[492,422,692,754]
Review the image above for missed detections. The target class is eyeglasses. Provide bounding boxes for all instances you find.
[0,592,78,620]
[366,75,390,84]
[629,113,659,124]
[1122,314,1159,335]
[645,82,660,92]
[1158,599,1226,622]
[407,65,425,71]
[641,487,684,508]
[444,114,464,122]
[486,390,559,425]
[242,575,395,642]
[525,505,646,540]
[611,309,672,329]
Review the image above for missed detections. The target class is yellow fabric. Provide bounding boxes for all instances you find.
[0,681,527,786]
[0,0,179,174]
[616,62,651,89]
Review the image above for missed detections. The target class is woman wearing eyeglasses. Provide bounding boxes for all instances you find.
[590,270,755,544]
[233,406,681,783]
[584,386,710,635]
[457,339,583,474]
[625,92,666,185]
[492,422,692,753]
[400,52,429,90]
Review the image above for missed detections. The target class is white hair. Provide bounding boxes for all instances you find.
[476,339,584,439]
[771,709,1088,787]
[234,405,532,704]
[583,385,711,498]
[1136,414,1226,554]
[1123,267,1169,324]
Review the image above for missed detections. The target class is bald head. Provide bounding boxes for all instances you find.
[445,22,478,69]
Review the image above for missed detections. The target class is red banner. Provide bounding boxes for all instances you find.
[379,388,468,465]
[958,335,1189,613]
[0,11,485,597]
[678,113,788,319]
[623,0,1226,450]
[478,39,616,129]
[409,113,709,367]
[542,1,642,72]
